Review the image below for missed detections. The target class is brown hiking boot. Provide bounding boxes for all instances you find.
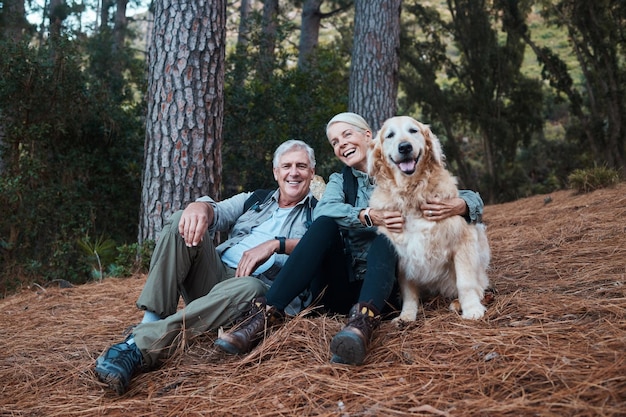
[329,302,380,365]
[214,297,284,355]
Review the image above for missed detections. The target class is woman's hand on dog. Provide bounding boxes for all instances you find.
[421,197,468,221]
[364,196,466,231]
[367,209,404,233]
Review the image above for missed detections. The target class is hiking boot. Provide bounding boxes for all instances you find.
[94,338,144,395]
[329,302,381,365]
[214,297,284,355]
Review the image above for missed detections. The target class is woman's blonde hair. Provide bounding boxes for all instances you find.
[325,112,371,140]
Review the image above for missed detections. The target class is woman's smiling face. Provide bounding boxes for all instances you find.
[327,121,372,172]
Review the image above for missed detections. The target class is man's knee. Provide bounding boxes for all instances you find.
[162,210,184,234]
[213,277,268,300]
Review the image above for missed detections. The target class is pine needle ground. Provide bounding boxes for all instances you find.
[1,184,625,416]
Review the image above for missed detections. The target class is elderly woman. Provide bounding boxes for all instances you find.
[215,113,484,365]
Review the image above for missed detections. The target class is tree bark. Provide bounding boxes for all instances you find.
[233,0,252,86]
[349,0,402,130]
[139,0,226,243]
[99,0,112,31]
[298,0,322,70]
[2,0,30,42]
[258,0,279,81]
[48,0,65,39]
[236,0,252,50]
[113,0,128,53]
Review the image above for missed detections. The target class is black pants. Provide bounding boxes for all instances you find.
[266,216,398,315]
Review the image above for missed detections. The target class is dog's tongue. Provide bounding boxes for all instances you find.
[399,160,416,173]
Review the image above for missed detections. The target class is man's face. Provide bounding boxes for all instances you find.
[273,149,315,202]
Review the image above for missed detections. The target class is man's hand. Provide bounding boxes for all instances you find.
[421,197,467,221]
[178,202,214,247]
[235,240,277,277]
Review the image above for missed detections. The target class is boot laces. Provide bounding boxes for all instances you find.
[104,343,142,375]
[235,301,270,339]
[346,312,379,334]
[346,305,380,336]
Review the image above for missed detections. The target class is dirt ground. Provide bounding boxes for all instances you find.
[1,183,625,416]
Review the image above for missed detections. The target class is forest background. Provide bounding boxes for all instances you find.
[0,0,624,294]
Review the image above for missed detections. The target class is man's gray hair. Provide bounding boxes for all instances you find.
[273,140,316,169]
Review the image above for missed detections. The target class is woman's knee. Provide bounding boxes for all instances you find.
[310,216,340,233]
[307,216,342,246]
[371,234,397,258]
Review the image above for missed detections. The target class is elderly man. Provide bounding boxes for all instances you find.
[95,140,317,395]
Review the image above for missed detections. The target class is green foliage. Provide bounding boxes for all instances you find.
[109,240,155,278]
[222,46,349,195]
[0,35,145,294]
[77,234,118,280]
[400,0,545,203]
[534,0,626,173]
[399,0,626,203]
[568,167,621,194]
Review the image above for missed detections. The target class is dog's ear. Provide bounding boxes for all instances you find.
[423,125,446,167]
[367,130,383,177]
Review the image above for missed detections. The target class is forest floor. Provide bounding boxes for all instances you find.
[1,183,625,416]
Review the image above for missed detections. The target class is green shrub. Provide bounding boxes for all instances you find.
[0,37,144,295]
[222,47,348,196]
[568,167,621,193]
[77,234,118,281]
[110,240,155,278]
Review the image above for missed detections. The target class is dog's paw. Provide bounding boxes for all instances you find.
[392,315,416,328]
[460,303,486,320]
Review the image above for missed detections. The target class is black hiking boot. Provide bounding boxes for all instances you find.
[329,302,380,365]
[95,338,144,395]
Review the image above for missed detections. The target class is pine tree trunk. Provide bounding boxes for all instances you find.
[139,0,226,243]
[233,0,252,86]
[2,0,29,42]
[99,0,112,32]
[258,0,279,81]
[48,0,66,39]
[298,0,322,70]
[236,0,251,51]
[113,0,128,53]
[349,0,402,130]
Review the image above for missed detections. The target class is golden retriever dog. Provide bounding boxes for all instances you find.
[368,116,490,323]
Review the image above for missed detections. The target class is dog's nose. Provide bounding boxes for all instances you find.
[398,142,413,155]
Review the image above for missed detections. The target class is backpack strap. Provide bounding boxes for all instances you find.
[244,189,318,229]
[339,166,361,282]
[342,165,358,206]
[306,196,318,228]
[243,189,274,212]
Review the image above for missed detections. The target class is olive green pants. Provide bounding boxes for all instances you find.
[132,211,268,367]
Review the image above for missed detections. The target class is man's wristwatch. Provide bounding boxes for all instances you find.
[275,236,286,254]
[363,207,373,227]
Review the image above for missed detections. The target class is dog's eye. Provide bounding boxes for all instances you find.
[409,128,418,134]
[386,131,395,139]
